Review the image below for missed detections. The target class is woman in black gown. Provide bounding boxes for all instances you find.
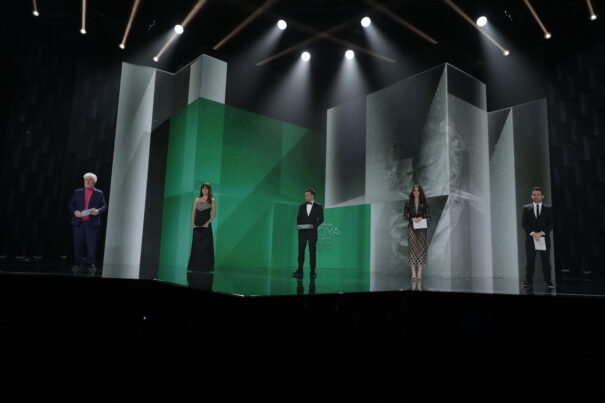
[187,182,216,272]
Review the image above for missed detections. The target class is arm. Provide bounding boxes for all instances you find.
[68,191,81,217]
[297,205,303,225]
[314,204,324,228]
[403,202,409,220]
[191,199,198,228]
[204,199,217,227]
[541,206,553,236]
[424,204,430,219]
[521,206,534,237]
[96,191,107,214]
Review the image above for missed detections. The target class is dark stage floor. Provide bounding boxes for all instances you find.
[1,258,603,298]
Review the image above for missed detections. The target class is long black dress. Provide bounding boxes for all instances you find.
[187,199,214,272]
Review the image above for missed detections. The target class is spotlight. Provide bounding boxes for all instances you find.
[503,50,510,56]
[153,56,159,62]
[277,19,287,30]
[119,43,125,49]
[345,49,355,60]
[80,28,87,34]
[361,17,371,27]
[476,16,487,26]
[33,10,39,17]
[590,14,597,21]
[544,32,551,39]
[174,24,184,34]
[301,51,311,61]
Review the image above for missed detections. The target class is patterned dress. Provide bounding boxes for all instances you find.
[403,200,430,265]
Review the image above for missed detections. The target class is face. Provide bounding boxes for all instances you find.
[84,176,95,188]
[413,187,420,198]
[531,190,544,203]
[304,191,314,202]
[202,186,209,196]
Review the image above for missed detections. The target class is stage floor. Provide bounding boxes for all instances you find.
[1,260,603,298]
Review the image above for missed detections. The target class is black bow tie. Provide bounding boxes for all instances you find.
[306,202,313,205]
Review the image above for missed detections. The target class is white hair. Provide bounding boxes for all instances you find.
[83,172,97,183]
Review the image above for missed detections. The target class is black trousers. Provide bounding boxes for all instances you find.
[297,229,318,272]
[525,238,552,283]
[73,221,99,265]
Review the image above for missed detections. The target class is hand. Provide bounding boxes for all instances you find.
[91,209,100,216]
[74,210,82,218]
[192,223,198,228]
[413,217,421,223]
[532,233,542,240]
[202,222,209,228]
[308,224,314,229]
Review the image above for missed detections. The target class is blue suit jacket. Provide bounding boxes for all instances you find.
[68,187,108,227]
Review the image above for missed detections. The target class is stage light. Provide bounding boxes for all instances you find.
[174,24,184,34]
[301,51,311,61]
[81,0,87,35]
[119,0,141,51]
[523,0,552,40]
[545,32,551,39]
[586,0,598,20]
[366,0,438,45]
[33,10,39,16]
[361,17,371,27]
[476,16,487,26]
[345,49,355,59]
[214,0,279,50]
[444,0,509,56]
[153,56,159,62]
[277,19,287,30]
[32,0,39,16]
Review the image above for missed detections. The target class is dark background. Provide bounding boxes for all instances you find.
[1,0,603,275]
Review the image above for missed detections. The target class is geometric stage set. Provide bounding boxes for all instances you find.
[102,55,553,296]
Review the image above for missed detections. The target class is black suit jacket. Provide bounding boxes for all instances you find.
[297,201,324,230]
[68,187,108,227]
[521,203,553,240]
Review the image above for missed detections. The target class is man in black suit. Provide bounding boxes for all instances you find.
[521,186,554,289]
[293,188,324,278]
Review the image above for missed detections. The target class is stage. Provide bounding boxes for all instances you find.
[1,259,604,298]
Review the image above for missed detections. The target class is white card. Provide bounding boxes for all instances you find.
[412,218,427,229]
[533,236,547,251]
[80,208,95,217]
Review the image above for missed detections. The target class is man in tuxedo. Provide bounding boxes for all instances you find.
[68,172,107,275]
[521,186,554,289]
[293,188,324,278]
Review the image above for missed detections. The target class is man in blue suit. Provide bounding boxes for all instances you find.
[68,172,107,275]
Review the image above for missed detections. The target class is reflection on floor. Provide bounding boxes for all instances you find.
[2,259,604,298]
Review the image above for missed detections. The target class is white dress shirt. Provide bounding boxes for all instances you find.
[529,202,543,236]
[306,200,314,216]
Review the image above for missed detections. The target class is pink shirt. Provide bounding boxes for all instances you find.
[81,187,94,221]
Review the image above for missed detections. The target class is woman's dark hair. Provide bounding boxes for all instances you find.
[409,184,428,206]
[200,182,213,200]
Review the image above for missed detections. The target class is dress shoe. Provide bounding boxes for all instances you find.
[292,270,303,278]
[310,271,317,278]
[545,282,555,289]
[87,264,97,276]
[521,281,533,289]
[71,264,82,275]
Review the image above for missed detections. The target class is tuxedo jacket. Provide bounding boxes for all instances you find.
[521,203,553,240]
[297,201,324,230]
[68,187,108,227]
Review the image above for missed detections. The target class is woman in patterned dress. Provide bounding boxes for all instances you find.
[403,184,430,280]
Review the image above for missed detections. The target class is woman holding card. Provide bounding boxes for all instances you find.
[403,184,430,281]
